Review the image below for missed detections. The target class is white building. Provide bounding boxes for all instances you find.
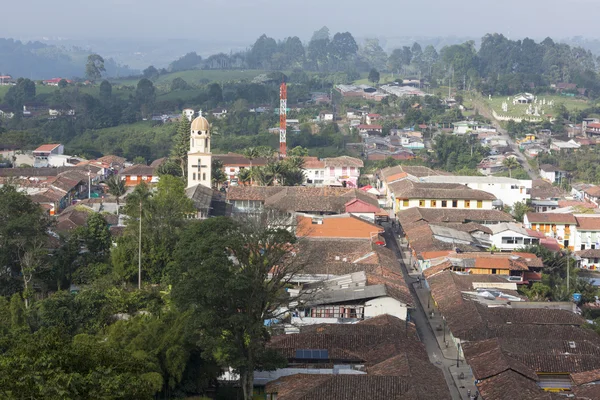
[523,212,577,249]
[389,179,496,213]
[453,121,497,135]
[488,223,541,251]
[539,164,567,184]
[420,175,531,207]
[187,115,212,189]
[182,108,195,122]
[303,156,363,187]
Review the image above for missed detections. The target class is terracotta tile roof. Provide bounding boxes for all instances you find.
[149,157,167,168]
[120,164,155,176]
[576,249,600,259]
[266,374,446,400]
[344,198,380,213]
[475,370,554,400]
[421,250,454,260]
[29,188,66,203]
[389,179,496,201]
[296,214,383,239]
[96,155,126,166]
[323,156,364,168]
[572,369,600,386]
[531,179,567,199]
[0,166,74,177]
[214,153,269,167]
[575,216,600,230]
[302,156,325,169]
[539,164,561,172]
[462,338,538,381]
[573,384,600,399]
[358,124,382,129]
[397,208,513,228]
[226,186,284,201]
[584,186,600,197]
[34,144,61,152]
[558,200,596,209]
[264,187,379,214]
[526,212,577,224]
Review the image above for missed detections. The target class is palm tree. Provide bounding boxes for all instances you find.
[211,159,227,189]
[124,182,153,290]
[106,175,127,214]
[242,147,260,185]
[503,157,520,178]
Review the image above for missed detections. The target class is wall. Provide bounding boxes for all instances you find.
[463,181,531,207]
[527,222,572,248]
[574,229,600,251]
[125,174,155,186]
[364,297,408,321]
[394,198,494,213]
[492,110,542,123]
[491,231,540,251]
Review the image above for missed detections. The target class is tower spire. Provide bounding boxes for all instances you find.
[279,81,287,158]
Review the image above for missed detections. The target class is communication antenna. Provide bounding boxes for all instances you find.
[279,80,287,158]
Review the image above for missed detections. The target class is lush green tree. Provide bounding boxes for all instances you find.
[368,68,380,84]
[503,157,520,178]
[135,78,156,117]
[283,36,305,67]
[361,38,388,71]
[170,77,190,91]
[0,185,51,298]
[207,82,223,104]
[106,175,127,211]
[212,159,227,188]
[171,114,192,177]
[113,178,194,284]
[288,146,309,157]
[57,78,68,88]
[99,80,112,103]
[512,201,532,222]
[85,53,106,82]
[247,34,278,69]
[329,32,358,63]
[172,215,303,400]
[169,52,202,72]
[4,78,36,110]
[9,293,26,329]
[142,65,160,81]
[307,38,330,71]
[83,212,112,256]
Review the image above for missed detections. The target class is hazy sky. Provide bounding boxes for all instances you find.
[2,0,599,42]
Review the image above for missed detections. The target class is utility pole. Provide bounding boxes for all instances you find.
[138,199,142,290]
[87,168,91,199]
[567,250,570,294]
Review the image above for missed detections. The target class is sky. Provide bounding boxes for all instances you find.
[1,0,599,43]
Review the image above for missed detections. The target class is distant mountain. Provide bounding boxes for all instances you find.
[0,38,137,80]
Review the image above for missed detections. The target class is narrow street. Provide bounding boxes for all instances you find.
[382,225,467,400]
[470,94,538,180]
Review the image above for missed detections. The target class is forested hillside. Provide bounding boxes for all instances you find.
[0,38,135,79]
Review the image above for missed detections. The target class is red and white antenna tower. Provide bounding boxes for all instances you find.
[279,81,287,158]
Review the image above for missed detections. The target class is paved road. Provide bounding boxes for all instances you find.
[471,95,538,180]
[382,226,464,400]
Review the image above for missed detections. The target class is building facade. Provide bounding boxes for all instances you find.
[187,115,212,189]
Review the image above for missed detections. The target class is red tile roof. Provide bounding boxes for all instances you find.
[345,198,380,213]
[34,144,61,152]
[575,216,600,230]
[358,124,382,129]
[525,212,576,224]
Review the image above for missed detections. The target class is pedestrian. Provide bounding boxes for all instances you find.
[467,389,471,398]
[474,391,479,400]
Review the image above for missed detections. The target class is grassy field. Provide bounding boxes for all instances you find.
[113,70,268,87]
[486,94,589,119]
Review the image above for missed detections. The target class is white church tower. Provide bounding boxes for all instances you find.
[187,113,212,189]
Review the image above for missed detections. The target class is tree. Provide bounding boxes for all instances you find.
[503,157,520,178]
[288,146,309,157]
[99,80,112,103]
[212,159,227,188]
[85,54,106,82]
[307,38,330,71]
[207,83,223,104]
[4,78,36,110]
[135,78,156,117]
[83,212,111,256]
[9,293,26,329]
[0,185,50,298]
[311,26,330,42]
[512,201,532,222]
[171,114,192,177]
[171,214,306,400]
[247,34,278,69]
[242,147,260,185]
[283,36,305,67]
[106,175,127,213]
[361,39,388,71]
[368,68,380,85]
[57,79,68,89]
[143,65,160,81]
[171,77,190,91]
[329,32,358,62]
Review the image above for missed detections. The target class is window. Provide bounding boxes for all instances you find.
[595,258,599,264]
[465,200,470,208]
[477,200,483,208]
[193,173,196,180]
[491,268,497,274]
[452,200,458,208]
[441,200,447,208]
[329,167,335,176]
[202,173,206,181]
[403,199,409,207]
[582,244,586,250]
[419,199,425,207]
[130,175,137,181]
[342,167,348,175]
[430,200,437,207]
[230,168,235,172]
